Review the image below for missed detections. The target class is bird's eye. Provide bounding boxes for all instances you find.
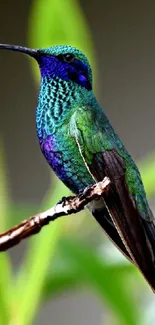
[58,53,75,63]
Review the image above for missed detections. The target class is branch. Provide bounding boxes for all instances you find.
[0,177,110,252]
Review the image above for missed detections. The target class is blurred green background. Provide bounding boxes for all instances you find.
[0,1,155,324]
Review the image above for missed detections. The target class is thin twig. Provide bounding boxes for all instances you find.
[0,177,110,252]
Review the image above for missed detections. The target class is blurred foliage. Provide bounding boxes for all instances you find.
[139,153,155,198]
[0,1,155,325]
[28,0,97,85]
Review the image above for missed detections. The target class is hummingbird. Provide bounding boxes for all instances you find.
[0,43,155,291]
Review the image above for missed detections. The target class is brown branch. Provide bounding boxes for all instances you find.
[0,177,110,252]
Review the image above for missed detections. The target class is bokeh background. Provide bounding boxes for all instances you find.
[0,1,155,325]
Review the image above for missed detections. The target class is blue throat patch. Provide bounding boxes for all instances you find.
[38,55,92,91]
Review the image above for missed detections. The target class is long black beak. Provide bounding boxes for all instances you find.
[0,44,38,59]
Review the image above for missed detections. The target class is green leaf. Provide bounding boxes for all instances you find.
[28,0,96,82]
[42,243,135,301]
[61,238,139,325]
[42,269,82,299]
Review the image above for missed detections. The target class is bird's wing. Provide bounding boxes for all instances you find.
[69,106,155,291]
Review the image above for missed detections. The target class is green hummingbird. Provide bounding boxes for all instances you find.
[0,43,155,291]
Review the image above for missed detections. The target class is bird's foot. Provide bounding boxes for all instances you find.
[78,184,94,199]
[58,195,75,207]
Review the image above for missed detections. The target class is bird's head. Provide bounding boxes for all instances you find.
[0,44,92,91]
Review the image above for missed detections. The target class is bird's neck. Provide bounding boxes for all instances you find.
[36,76,95,138]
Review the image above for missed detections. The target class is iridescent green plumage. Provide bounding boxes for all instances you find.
[69,105,152,218]
[0,43,155,291]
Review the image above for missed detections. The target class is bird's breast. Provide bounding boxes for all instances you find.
[38,128,94,193]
